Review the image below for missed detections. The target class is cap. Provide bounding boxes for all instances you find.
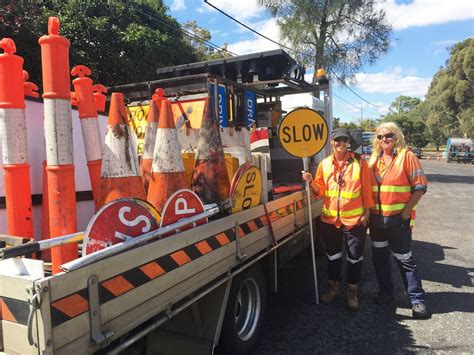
[331,128,350,140]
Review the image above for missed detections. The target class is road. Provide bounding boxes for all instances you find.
[256,159,474,354]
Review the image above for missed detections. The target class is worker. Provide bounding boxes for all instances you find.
[302,128,374,311]
[368,122,429,319]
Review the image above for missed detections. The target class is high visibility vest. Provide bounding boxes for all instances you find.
[369,149,417,227]
[320,154,365,227]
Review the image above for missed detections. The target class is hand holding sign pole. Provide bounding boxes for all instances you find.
[278,108,329,304]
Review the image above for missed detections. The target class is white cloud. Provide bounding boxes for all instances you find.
[170,0,186,11]
[354,67,431,96]
[381,0,474,30]
[198,0,266,21]
[228,18,281,54]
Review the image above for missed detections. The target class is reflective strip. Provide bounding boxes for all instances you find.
[322,206,365,217]
[393,251,412,261]
[373,203,406,212]
[44,98,74,165]
[411,169,425,179]
[325,189,361,199]
[410,219,415,227]
[152,128,185,173]
[352,160,361,179]
[327,252,342,261]
[372,240,389,248]
[142,122,158,160]
[372,185,411,193]
[347,255,364,264]
[101,124,140,177]
[80,118,103,161]
[0,108,29,164]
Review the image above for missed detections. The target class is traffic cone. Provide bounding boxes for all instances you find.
[0,38,34,239]
[98,92,145,207]
[71,65,103,210]
[39,17,78,273]
[140,99,160,193]
[191,98,230,204]
[147,100,186,214]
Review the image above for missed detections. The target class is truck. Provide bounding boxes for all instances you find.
[445,137,473,163]
[0,49,330,354]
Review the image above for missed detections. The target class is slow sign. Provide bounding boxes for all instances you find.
[230,164,262,214]
[83,198,160,255]
[278,108,328,158]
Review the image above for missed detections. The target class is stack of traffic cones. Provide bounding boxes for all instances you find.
[147,100,186,214]
[191,98,230,204]
[140,99,159,193]
[97,92,145,207]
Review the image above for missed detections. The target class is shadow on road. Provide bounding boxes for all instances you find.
[425,173,474,184]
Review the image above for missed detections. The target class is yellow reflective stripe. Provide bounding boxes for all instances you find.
[325,190,361,199]
[374,203,406,212]
[322,206,365,217]
[372,185,411,192]
[352,160,360,179]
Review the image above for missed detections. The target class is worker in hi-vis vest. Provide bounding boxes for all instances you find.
[303,128,374,311]
[368,122,429,319]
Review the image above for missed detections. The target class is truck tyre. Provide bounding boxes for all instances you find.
[220,264,267,355]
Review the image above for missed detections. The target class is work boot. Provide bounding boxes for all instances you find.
[346,284,359,311]
[320,280,340,304]
[412,303,429,319]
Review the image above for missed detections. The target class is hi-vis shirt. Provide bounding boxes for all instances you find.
[312,152,374,228]
[368,148,428,228]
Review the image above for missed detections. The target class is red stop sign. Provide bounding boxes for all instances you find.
[160,189,207,237]
[83,198,160,255]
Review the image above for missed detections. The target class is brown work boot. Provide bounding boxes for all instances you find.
[320,280,340,304]
[346,284,359,311]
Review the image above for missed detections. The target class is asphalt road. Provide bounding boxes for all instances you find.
[256,159,474,354]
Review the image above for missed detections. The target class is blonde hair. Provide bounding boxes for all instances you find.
[372,122,406,156]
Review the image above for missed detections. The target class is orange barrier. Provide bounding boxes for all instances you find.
[39,17,77,273]
[140,99,160,193]
[191,98,230,204]
[98,92,145,207]
[92,84,107,113]
[0,38,34,239]
[71,65,103,210]
[147,100,186,214]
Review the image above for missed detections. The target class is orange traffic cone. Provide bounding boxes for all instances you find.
[191,98,230,204]
[147,100,186,214]
[140,99,160,192]
[98,92,145,207]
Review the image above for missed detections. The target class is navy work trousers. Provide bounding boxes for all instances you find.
[320,221,367,285]
[370,221,426,304]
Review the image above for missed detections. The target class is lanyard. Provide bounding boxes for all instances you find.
[333,156,351,188]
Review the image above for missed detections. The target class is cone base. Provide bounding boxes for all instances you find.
[192,159,230,204]
[99,176,146,207]
[147,172,186,214]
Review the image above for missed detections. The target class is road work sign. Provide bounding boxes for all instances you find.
[278,108,328,158]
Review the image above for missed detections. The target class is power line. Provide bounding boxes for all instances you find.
[333,92,384,117]
[204,0,391,110]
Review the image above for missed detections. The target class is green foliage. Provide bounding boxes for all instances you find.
[259,0,392,83]
[183,20,232,62]
[1,0,201,87]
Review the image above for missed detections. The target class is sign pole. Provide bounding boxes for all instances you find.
[303,157,319,304]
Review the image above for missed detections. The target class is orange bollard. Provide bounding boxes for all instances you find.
[71,65,103,210]
[98,92,146,207]
[92,84,107,113]
[140,99,160,193]
[147,100,186,214]
[0,38,34,239]
[191,98,230,204]
[39,17,77,273]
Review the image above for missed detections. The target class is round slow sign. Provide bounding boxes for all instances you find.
[160,189,207,236]
[278,108,329,158]
[230,164,262,214]
[83,198,160,255]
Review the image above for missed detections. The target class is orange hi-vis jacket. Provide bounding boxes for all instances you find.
[312,152,374,228]
[368,148,428,228]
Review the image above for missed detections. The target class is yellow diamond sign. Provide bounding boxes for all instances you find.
[278,108,329,158]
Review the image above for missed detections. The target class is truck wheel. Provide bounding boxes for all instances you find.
[220,264,267,355]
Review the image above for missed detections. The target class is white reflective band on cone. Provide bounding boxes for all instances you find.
[372,240,390,248]
[152,128,184,172]
[101,124,140,178]
[327,252,342,260]
[347,255,364,264]
[393,251,412,261]
[142,122,157,160]
[0,108,29,164]
[80,118,103,161]
[44,98,74,165]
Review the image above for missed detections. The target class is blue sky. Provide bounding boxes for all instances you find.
[164,0,473,123]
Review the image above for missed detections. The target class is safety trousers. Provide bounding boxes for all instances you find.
[370,221,426,304]
[320,221,367,285]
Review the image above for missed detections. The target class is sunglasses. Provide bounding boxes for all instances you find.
[334,137,349,143]
[377,133,396,140]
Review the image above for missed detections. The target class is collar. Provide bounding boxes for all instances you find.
[378,149,398,158]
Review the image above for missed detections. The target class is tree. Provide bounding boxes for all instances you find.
[259,0,392,83]
[1,0,200,87]
[183,20,232,61]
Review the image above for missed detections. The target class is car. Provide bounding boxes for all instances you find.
[409,147,423,159]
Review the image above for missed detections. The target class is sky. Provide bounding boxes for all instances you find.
[163,0,474,123]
